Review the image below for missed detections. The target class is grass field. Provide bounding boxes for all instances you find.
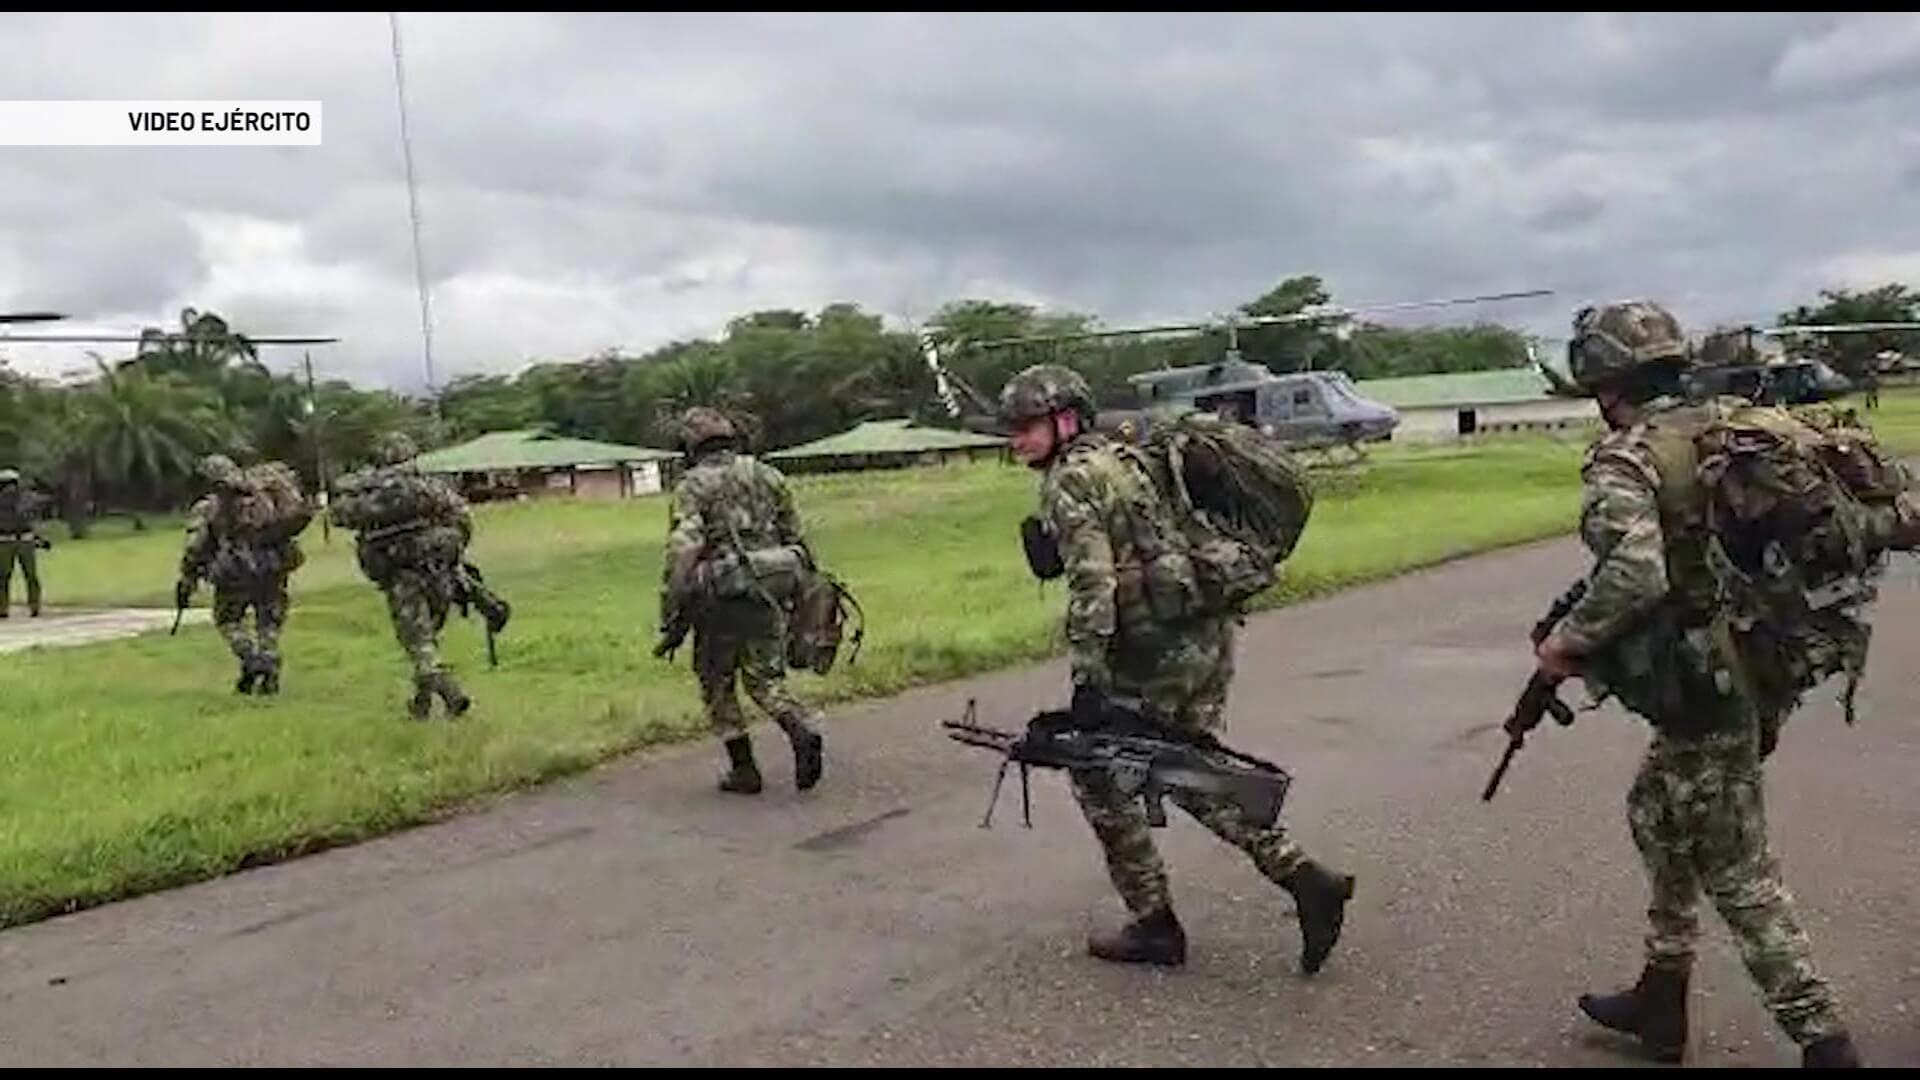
[5,386,1911,930]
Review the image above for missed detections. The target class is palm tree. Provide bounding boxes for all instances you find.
[79,358,238,523]
[650,351,758,446]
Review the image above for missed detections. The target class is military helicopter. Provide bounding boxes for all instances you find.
[1533,319,1920,406]
[921,289,1554,459]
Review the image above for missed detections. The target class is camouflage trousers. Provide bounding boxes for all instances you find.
[1628,724,1844,1045]
[0,539,40,614]
[383,568,451,679]
[214,579,289,666]
[693,600,819,744]
[1073,615,1305,915]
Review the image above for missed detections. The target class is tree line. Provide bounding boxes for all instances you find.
[3,277,1911,536]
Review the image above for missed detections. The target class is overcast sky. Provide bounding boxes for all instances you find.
[1,12,1916,390]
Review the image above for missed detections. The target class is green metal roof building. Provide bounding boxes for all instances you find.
[767,418,1006,473]
[413,428,679,499]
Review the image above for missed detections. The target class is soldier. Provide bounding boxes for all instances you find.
[330,432,510,721]
[657,406,825,795]
[0,467,46,618]
[178,454,310,695]
[1534,302,1863,1067]
[997,363,1354,972]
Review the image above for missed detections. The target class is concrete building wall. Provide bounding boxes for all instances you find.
[1393,398,1597,443]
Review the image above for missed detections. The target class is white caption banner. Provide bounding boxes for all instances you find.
[0,101,323,146]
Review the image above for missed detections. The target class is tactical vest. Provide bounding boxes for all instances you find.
[1050,437,1206,634]
[0,488,33,536]
[1586,401,1753,735]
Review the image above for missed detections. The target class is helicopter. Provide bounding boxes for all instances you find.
[1533,319,1920,406]
[919,289,1554,460]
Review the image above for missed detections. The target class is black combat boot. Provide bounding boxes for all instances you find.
[1802,1032,1863,1068]
[235,652,260,694]
[718,736,763,794]
[408,677,434,721]
[1280,859,1356,975]
[256,655,280,696]
[790,727,824,791]
[1578,965,1688,1063]
[433,672,471,717]
[1088,906,1187,967]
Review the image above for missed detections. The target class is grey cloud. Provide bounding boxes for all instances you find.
[1,12,1917,385]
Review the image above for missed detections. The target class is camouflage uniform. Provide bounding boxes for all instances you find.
[1003,363,1353,972]
[659,407,824,794]
[179,455,303,695]
[1551,302,1861,1067]
[0,468,45,617]
[332,432,508,720]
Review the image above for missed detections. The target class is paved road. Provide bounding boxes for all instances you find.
[4,538,1919,1067]
[0,607,208,654]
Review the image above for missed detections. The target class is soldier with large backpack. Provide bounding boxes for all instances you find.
[997,362,1354,975]
[1530,301,1916,1068]
[656,407,827,795]
[329,432,511,721]
[178,454,313,695]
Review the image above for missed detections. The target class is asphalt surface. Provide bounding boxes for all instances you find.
[4,537,1919,1067]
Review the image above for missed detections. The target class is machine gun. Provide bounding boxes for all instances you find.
[943,696,1293,830]
[1481,580,1588,802]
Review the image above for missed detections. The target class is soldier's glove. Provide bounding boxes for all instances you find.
[33,535,51,551]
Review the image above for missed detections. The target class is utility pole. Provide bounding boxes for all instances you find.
[305,351,331,543]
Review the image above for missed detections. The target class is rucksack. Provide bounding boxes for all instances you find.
[330,466,464,533]
[1132,411,1315,613]
[232,461,313,543]
[785,564,865,676]
[1683,400,1914,723]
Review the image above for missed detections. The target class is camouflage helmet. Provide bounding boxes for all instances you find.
[678,406,737,450]
[197,453,243,488]
[1569,301,1691,391]
[998,363,1096,425]
[372,431,417,465]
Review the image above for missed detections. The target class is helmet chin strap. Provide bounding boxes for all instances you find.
[1053,411,1082,444]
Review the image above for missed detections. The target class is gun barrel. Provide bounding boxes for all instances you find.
[1481,736,1520,801]
[942,721,1018,753]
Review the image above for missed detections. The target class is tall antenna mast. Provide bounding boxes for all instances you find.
[389,12,438,404]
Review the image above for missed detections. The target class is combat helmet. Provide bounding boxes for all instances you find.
[197,453,244,489]
[0,467,18,484]
[998,363,1097,426]
[678,407,738,453]
[372,431,418,466]
[1569,301,1691,392]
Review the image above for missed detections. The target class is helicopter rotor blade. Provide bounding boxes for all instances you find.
[967,288,1555,350]
[0,333,338,345]
[1763,322,1920,336]
[0,312,68,325]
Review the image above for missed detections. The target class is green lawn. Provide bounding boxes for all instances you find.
[0,427,1621,928]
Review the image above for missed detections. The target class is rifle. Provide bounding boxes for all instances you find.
[654,607,691,661]
[451,560,508,668]
[170,578,194,636]
[943,697,1293,830]
[1481,580,1589,802]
